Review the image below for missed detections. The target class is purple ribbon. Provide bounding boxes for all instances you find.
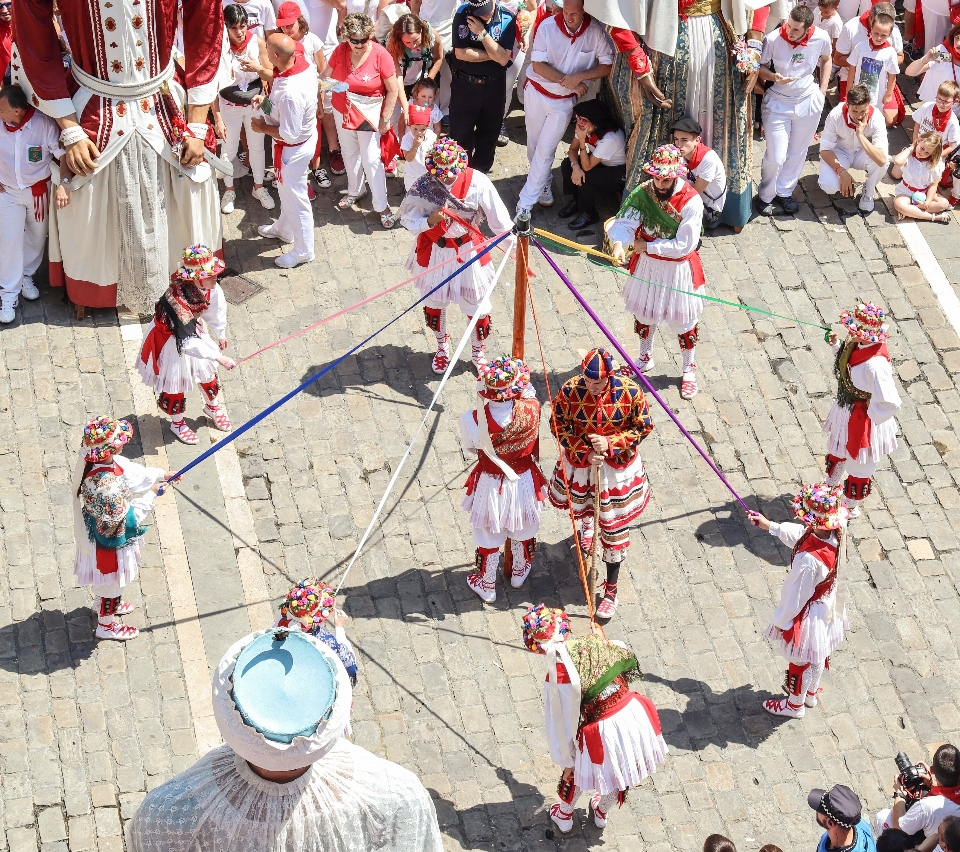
[533,239,750,512]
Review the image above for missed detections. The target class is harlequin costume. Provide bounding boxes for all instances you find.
[823,303,901,518]
[72,416,165,641]
[459,356,547,603]
[126,630,444,851]
[398,138,514,374]
[275,580,358,685]
[522,605,667,834]
[760,483,848,719]
[548,348,654,619]
[137,245,232,445]
[605,144,706,400]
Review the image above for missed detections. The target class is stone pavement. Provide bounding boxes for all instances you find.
[4,91,960,852]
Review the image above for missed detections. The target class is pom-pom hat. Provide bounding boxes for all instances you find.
[792,482,848,529]
[642,144,688,179]
[580,347,615,380]
[82,416,133,463]
[174,244,225,282]
[425,137,468,183]
[840,302,888,344]
[522,604,571,654]
[478,356,531,401]
[279,579,337,629]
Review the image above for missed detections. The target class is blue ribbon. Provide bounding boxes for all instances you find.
[165,231,511,483]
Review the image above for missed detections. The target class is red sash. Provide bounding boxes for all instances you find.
[780,529,839,648]
[31,179,50,223]
[845,342,888,460]
[414,169,489,266]
[523,76,577,100]
[627,183,705,289]
[271,56,312,186]
[140,320,173,375]
[577,692,661,765]
[464,401,546,497]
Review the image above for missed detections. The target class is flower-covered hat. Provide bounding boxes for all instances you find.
[82,416,133,463]
[642,144,688,179]
[522,604,571,654]
[425,137,468,182]
[174,244,225,282]
[792,482,848,529]
[478,356,531,401]
[278,579,337,630]
[580,347,615,380]
[840,302,888,344]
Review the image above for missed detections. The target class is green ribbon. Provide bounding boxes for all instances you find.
[536,233,833,340]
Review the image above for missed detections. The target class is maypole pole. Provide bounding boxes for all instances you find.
[503,212,532,582]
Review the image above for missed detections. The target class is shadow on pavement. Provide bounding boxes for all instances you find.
[0,607,97,674]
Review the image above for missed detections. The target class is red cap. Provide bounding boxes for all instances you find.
[409,104,431,126]
[276,1,302,26]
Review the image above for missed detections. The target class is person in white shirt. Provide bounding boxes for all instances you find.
[904,0,951,53]
[251,34,320,267]
[845,12,901,125]
[818,84,889,213]
[400,103,437,188]
[834,2,903,99]
[225,0,276,36]
[891,131,952,222]
[756,5,832,217]
[515,0,613,215]
[815,0,843,47]
[558,99,626,229]
[410,0,458,119]
[907,80,960,203]
[219,4,276,215]
[0,84,69,324]
[907,26,960,113]
[670,116,727,229]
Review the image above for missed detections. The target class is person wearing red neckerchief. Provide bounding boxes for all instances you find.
[835,2,904,101]
[899,79,960,203]
[875,744,960,842]
[822,303,901,518]
[908,23,960,108]
[670,116,727,229]
[748,482,849,719]
[0,84,70,324]
[756,5,832,217]
[845,11,903,125]
[891,131,952,221]
[515,0,613,216]
[818,84,889,213]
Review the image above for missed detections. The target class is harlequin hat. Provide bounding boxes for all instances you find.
[276,0,302,25]
[213,629,352,770]
[642,144,688,179]
[580,347,615,380]
[425,137,468,183]
[791,482,848,529]
[839,302,888,344]
[279,579,337,628]
[478,356,531,401]
[174,244,225,282]
[522,604,571,654]
[82,416,133,463]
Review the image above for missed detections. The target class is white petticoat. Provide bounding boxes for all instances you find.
[407,243,495,314]
[822,402,899,464]
[622,254,704,327]
[462,469,544,535]
[574,697,668,796]
[73,539,144,591]
[764,601,848,665]
[137,322,219,394]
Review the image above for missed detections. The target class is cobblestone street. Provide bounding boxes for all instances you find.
[5,91,960,852]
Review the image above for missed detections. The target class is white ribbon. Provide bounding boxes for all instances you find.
[474,395,520,482]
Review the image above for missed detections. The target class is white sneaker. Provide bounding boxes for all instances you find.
[221,190,236,214]
[20,276,39,300]
[858,196,875,213]
[275,250,315,269]
[252,186,275,210]
[538,184,554,207]
[0,302,16,324]
[516,204,532,219]
[257,223,291,242]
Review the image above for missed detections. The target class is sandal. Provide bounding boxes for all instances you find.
[680,369,698,400]
[380,210,397,229]
[170,419,199,445]
[203,404,232,432]
[337,191,367,210]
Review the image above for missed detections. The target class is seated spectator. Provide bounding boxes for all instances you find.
[891,132,952,222]
[810,784,877,852]
[558,99,626,230]
[671,117,727,229]
[876,745,960,845]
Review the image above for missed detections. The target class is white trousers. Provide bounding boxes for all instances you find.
[517,88,574,209]
[0,186,48,307]
[219,101,267,187]
[275,133,317,257]
[759,108,822,202]
[334,110,389,213]
[817,147,887,201]
[923,10,950,51]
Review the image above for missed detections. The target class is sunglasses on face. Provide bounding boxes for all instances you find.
[0,5,12,9]
[349,36,369,45]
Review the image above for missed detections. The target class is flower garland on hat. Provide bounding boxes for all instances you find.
[839,302,888,344]
[82,416,133,463]
[792,482,847,529]
[279,579,337,630]
[174,244,226,283]
[478,356,531,401]
[425,137,468,181]
[642,144,688,180]
[522,604,571,654]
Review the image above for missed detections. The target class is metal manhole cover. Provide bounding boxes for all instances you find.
[219,270,265,305]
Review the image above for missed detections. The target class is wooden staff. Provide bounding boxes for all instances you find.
[588,462,602,604]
